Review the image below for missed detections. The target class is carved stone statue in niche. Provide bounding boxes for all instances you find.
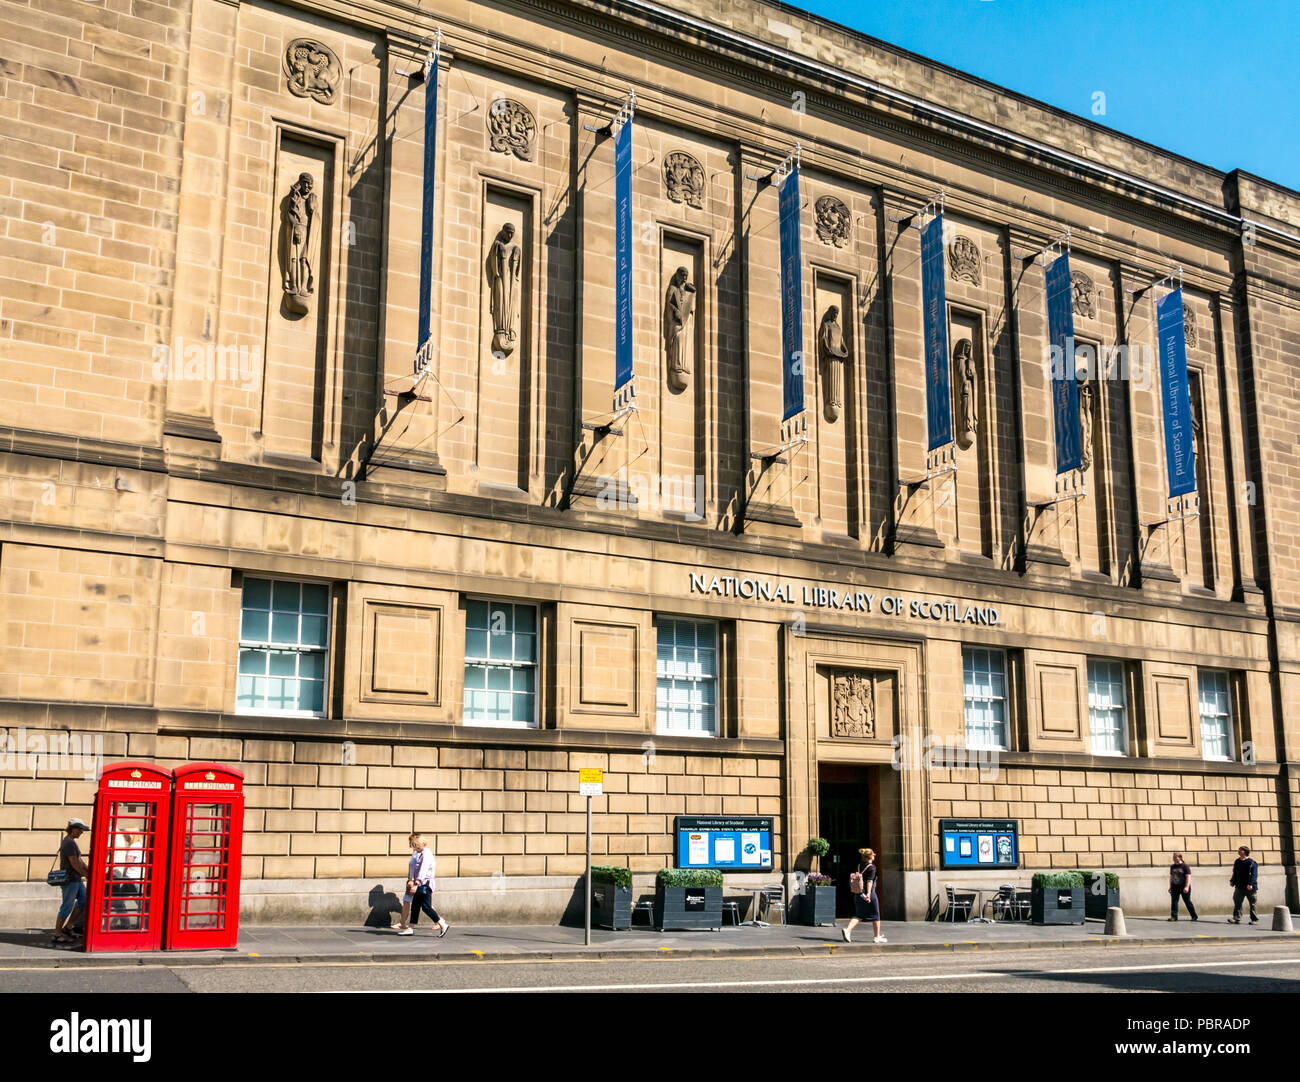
[487,223,522,356]
[831,671,874,739]
[663,152,704,209]
[948,235,980,285]
[281,172,320,315]
[1078,378,1095,470]
[1071,271,1096,319]
[663,266,696,393]
[283,39,341,104]
[819,305,849,422]
[1183,303,1198,349]
[487,99,536,161]
[814,196,850,248]
[954,338,978,448]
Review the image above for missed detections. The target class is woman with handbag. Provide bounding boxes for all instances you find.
[396,833,448,937]
[842,846,886,944]
[51,818,90,945]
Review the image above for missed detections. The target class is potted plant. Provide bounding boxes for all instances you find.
[1077,870,1120,920]
[801,872,837,926]
[807,836,831,869]
[654,868,724,931]
[1031,871,1086,925]
[590,865,633,930]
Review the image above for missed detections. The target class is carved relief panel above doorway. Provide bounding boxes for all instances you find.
[828,668,898,740]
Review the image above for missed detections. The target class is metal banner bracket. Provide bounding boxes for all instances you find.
[583,87,636,136]
[397,28,442,80]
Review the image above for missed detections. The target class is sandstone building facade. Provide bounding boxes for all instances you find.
[1,0,1298,924]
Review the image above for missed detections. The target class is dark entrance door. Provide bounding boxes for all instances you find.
[817,765,877,918]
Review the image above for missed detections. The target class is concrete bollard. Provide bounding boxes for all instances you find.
[1272,906,1294,932]
[1105,906,1128,936]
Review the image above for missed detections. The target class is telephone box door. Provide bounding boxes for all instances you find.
[164,763,245,950]
[83,762,173,953]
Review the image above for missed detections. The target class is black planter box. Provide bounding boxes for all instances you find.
[591,883,631,930]
[654,885,723,931]
[1032,886,1086,925]
[1084,884,1120,921]
[801,885,837,926]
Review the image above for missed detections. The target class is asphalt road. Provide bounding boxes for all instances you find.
[5,941,1300,993]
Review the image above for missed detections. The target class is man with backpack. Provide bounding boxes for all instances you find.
[1229,845,1259,924]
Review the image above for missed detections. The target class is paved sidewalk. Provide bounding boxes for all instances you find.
[0,911,1294,969]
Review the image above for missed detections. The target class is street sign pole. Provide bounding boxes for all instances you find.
[578,768,603,947]
[584,794,592,946]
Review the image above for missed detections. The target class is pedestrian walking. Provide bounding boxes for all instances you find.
[841,846,886,944]
[51,818,90,945]
[1229,845,1259,924]
[396,833,448,937]
[1167,851,1198,921]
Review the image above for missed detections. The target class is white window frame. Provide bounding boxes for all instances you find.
[1198,669,1234,762]
[236,577,331,718]
[656,617,719,737]
[1087,658,1129,756]
[463,599,539,729]
[962,647,1008,751]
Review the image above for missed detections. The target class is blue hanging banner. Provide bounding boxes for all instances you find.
[1045,253,1082,474]
[613,117,634,396]
[921,215,951,451]
[415,46,439,363]
[778,166,805,422]
[1157,287,1197,498]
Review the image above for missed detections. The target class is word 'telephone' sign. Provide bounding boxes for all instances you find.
[938,818,1019,870]
[675,815,773,871]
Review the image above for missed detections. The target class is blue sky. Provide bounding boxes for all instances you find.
[788,0,1299,190]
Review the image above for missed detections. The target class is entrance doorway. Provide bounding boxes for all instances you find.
[817,764,880,919]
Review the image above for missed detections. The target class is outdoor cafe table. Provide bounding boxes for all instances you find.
[957,885,996,923]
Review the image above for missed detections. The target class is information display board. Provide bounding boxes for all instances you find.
[939,818,1019,870]
[674,816,774,871]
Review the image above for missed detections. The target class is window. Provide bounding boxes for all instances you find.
[463,600,537,727]
[237,578,329,715]
[1198,669,1234,761]
[1087,659,1128,755]
[656,618,718,735]
[962,647,1007,750]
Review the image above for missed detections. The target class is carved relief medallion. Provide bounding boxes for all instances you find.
[948,235,980,285]
[487,99,537,161]
[814,196,851,248]
[283,39,341,105]
[1183,303,1198,349]
[831,671,875,739]
[1071,271,1096,319]
[663,151,704,209]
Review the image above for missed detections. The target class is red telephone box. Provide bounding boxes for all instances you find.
[84,762,173,953]
[163,763,245,950]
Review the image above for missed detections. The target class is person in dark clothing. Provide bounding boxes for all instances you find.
[842,846,885,944]
[1167,852,1198,921]
[1229,845,1259,924]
